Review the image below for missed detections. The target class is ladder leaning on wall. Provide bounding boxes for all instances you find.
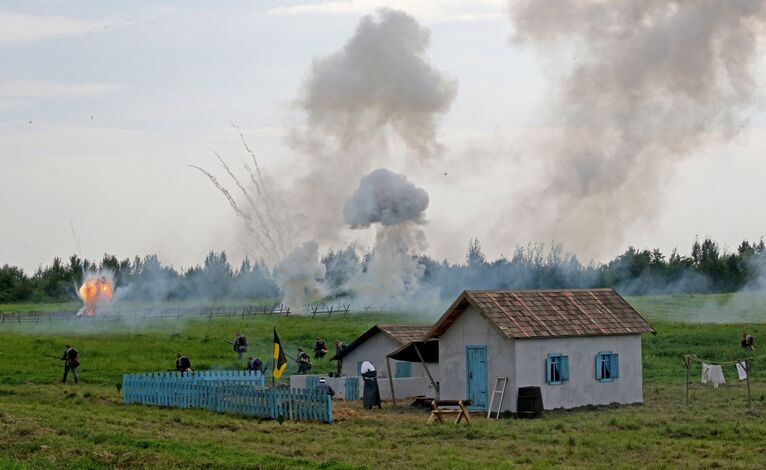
[487,376,509,419]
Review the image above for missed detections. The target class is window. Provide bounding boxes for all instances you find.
[595,352,619,382]
[395,361,412,378]
[545,354,569,384]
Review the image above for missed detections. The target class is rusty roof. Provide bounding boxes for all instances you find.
[377,324,433,344]
[330,324,432,361]
[427,289,655,339]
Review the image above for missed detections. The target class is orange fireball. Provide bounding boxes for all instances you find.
[77,275,114,316]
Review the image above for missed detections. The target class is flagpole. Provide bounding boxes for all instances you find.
[272,327,276,387]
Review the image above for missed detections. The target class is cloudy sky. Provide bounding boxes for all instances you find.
[1,0,765,273]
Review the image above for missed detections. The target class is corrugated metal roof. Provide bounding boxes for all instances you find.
[428,288,655,339]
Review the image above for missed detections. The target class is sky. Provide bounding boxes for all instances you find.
[1,0,765,274]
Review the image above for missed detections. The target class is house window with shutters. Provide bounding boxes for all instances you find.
[545,354,569,385]
[595,352,619,382]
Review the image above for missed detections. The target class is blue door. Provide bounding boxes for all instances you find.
[465,346,488,409]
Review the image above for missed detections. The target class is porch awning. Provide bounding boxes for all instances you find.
[387,339,439,363]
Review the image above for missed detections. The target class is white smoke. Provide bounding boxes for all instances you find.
[343,168,437,308]
[276,241,326,309]
[267,9,456,310]
[343,168,430,228]
[296,8,457,157]
[281,8,457,246]
[506,0,766,260]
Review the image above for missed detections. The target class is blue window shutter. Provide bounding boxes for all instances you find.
[612,354,619,379]
[561,356,569,382]
[357,361,362,375]
[545,356,552,384]
[595,354,602,380]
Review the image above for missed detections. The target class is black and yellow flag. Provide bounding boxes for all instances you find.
[272,328,287,380]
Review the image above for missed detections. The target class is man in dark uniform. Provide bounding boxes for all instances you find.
[315,378,335,398]
[176,353,193,372]
[296,347,312,374]
[742,332,755,351]
[314,337,328,359]
[334,340,346,376]
[233,332,249,359]
[62,344,80,384]
[246,356,263,373]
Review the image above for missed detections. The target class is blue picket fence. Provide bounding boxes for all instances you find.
[345,376,360,401]
[123,371,332,423]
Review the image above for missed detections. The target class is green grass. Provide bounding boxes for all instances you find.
[0,295,765,468]
[626,292,766,323]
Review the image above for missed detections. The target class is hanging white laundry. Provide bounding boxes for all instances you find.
[701,363,711,384]
[708,365,725,388]
[736,362,748,381]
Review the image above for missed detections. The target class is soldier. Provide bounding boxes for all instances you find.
[176,353,193,372]
[62,344,80,384]
[333,340,347,376]
[315,378,336,398]
[314,337,328,359]
[233,332,249,359]
[742,332,755,351]
[246,356,263,373]
[296,347,312,375]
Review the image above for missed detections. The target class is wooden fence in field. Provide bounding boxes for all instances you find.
[122,371,332,423]
[0,303,386,326]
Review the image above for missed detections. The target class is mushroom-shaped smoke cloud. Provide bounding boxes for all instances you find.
[343,168,430,228]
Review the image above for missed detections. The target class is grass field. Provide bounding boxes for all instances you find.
[0,298,764,469]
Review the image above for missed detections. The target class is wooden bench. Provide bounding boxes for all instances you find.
[427,399,472,425]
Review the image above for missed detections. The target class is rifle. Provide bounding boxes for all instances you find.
[43,354,64,361]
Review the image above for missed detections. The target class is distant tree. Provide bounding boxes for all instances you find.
[0,265,32,302]
[466,238,487,267]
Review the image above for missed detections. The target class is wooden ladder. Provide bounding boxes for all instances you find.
[487,376,508,419]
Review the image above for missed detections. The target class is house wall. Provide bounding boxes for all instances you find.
[437,305,645,412]
[340,332,433,382]
[290,374,429,400]
[438,305,514,410]
[514,335,644,410]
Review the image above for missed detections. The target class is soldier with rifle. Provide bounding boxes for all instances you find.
[56,344,80,384]
[296,347,312,374]
[227,332,249,359]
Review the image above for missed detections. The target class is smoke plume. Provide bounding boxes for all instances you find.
[343,169,436,308]
[276,241,326,309]
[507,0,766,259]
[283,8,457,245]
[343,168,430,228]
[296,8,457,157]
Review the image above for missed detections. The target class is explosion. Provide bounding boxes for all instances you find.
[77,272,114,316]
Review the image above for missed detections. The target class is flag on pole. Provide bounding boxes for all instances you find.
[272,328,287,379]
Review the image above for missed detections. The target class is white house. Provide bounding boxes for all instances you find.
[426,288,655,412]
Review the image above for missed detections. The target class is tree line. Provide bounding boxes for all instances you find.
[1,237,764,304]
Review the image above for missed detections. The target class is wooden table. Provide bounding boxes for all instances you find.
[427,399,472,425]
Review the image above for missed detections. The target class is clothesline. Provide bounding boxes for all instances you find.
[683,354,753,367]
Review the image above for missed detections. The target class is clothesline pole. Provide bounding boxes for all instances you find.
[745,359,752,413]
[685,358,690,407]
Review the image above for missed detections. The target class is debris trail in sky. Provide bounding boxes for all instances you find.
[209,147,281,258]
[230,122,287,255]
